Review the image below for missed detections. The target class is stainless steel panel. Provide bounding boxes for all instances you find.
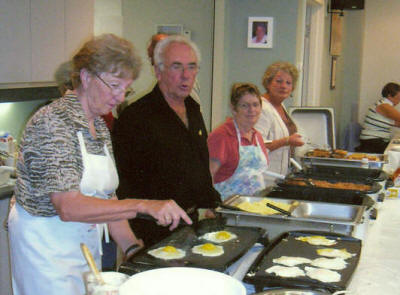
[288,107,335,149]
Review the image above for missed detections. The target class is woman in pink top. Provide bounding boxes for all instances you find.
[208,83,269,200]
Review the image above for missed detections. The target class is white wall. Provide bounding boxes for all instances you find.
[358,0,400,122]
[216,0,299,127]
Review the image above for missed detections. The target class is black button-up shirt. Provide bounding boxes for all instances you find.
[112,85,221,245]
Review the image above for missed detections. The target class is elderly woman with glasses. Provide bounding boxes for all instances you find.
[208,83,270,200]
[8,34,191,295]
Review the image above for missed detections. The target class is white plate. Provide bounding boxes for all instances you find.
[119,267,246,295]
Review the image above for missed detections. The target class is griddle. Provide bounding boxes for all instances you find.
[118,223,267,275]
[244,230,361,293]
[276,172,382,195]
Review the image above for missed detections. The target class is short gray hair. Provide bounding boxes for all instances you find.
[153,35,201,70]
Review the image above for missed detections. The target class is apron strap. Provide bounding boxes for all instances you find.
[77,131,88,165]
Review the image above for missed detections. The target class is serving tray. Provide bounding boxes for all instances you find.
[302,152,386,170]
[244,230,362,293]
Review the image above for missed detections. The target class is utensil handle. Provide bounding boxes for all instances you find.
[290,158,303,171]
[264,170,286,180]
[80,243,105,285]
[266,203,291,216]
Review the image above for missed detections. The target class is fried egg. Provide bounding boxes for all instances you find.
[311,257,347,270]
[273,256,312,267]
[147,246,185,260]
[200,231,237,243]
[295,236,337,246]
[305,266,341,283]
[266,265,305,278]
[317,248,355,259]
[192,243,224,257]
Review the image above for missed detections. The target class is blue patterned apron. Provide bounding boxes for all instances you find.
[214,120,270,200]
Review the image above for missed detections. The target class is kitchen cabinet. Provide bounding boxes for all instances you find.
[0,0,94,84]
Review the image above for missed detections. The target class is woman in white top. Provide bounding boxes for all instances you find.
[255,61,304,175]
[357,82,400,153]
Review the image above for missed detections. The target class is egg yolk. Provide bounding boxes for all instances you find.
[162,246,177,253]
[201,243,216,251]
[216,231,231,240]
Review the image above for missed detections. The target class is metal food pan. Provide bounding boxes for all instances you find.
[217,196,366,240]
[266,187,374,207]
[276,174,382,194]
[244,230,361,293]
[305,165,388,182]
[219,196,364,224]
[302,152,386,169]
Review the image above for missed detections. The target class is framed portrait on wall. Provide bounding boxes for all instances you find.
[248,17,273,48]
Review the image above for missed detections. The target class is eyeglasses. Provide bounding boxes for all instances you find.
[162,63,200,74]
[94,73,133,96]
[237,102,261,110]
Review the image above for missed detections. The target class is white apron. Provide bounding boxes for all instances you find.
[8,131,119,295]
[256,98,291,175]
[214,121,269,200]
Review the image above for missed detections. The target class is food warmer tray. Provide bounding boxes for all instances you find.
[267,186,374,207]
[216,196,366,240]
[118,224,266,275]
[304,165,388,182]
[244,230,361,293]
[301,152,386,170]
[276,173,382,194]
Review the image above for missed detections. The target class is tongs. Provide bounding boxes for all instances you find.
[266,200,300,217]
[265,202,291,216]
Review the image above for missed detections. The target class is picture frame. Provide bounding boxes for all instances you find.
[247,17,273,48]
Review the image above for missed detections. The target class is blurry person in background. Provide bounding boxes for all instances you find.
[147,33,168,66]
[54,61,75,96]
[255,61,304,176]
[8,34,190,295]
[113,35,220,246]
[357,82,400,153]
[208,83,269,200]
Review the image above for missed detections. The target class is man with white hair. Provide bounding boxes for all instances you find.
[112,35,220,246]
